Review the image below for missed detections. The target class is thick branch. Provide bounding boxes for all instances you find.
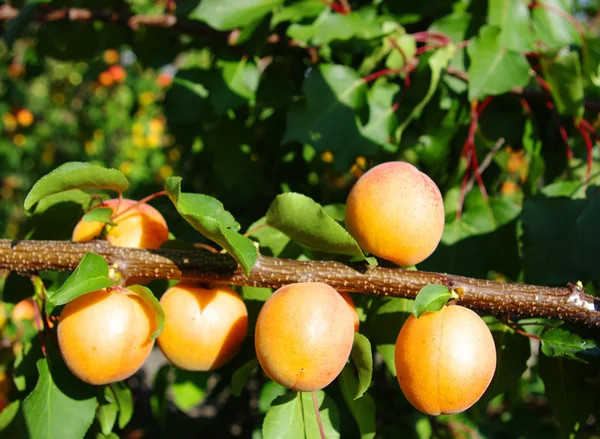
[0,240,598,328]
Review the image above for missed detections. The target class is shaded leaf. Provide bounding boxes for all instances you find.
[262,392,304,439]
[350,333,373,400]
[5,3,41,49]
[299,391,341,439]
[232,359,259,397]
[338,365,376,439]
[540,327,597,360]
[126,285,165,340]
[258,382,287,414]
[541,50,584,118]
[171,369,209,412]
[109,382,133,429]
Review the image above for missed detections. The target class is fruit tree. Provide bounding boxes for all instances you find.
[0,1,600,438]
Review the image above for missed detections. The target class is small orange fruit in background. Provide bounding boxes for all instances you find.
[11,298,36,321]
[394,305,496,415]
[57,288,156,385]
[255,282,355,392]
[108,65,126,83]
[157,284,248,371]
[98,71,114,87]
[72,198,169,249]
[345,161,445,267]
[15,109,34,127]
[103,49,119,65]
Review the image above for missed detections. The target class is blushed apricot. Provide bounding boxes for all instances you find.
[339,291,360,332]
[255,282,355,392]
[157,284,248,371]
[72,198,169,249]
[394,305,496,415]
[11,298,36,321]
[345,161,445,267]
[57,288,156,385]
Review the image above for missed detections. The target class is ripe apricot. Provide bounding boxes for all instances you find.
[339,292,359,332]
[108,65,126,83]
[157,284,248,371]
[345,161,445,267]
[16,109,33,127]
[11,298,36,321]
[72,198,169,249]
[57,288,156,385]
[394,305,496,415]
[255,282,355,392]
[98,71,114,87]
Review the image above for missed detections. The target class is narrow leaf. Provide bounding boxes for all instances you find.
[49,253,118,306]
[24,162,128,210]
[413,284,453,318]
[232,359,259,397]
[109,382,133,429]
[338,365,376,439]
[350,333,373,400]
[126,285,165,340]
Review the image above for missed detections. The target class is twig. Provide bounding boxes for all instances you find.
[463,138,505,196]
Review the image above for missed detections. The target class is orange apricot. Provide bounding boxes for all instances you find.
[108,65,127,83]
[57,288,156,385]
[16,109,33,127]
[157,284,248,371]
[98,71,114,87]
[345,161,445,267]
[394,305,496,415]
[339,291,360,332]
[72,198,169,249]
[255,282,355,392]
[11,298,36,321]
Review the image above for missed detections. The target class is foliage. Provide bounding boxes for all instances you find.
[0,0,600,438]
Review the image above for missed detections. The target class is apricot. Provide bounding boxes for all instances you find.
[72,198,169,249]
[108,65,127,83]
[255,282,355,392]
[157,284,248,371]
[345,161,445,267]
[57,288,156,385]
[339,291,360,332]
[11,298,36,321]
[394,305,496,415]
[16,109,33,127]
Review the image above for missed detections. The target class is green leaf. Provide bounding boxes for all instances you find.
[109,382,133,429]
[171,369,209,412]
[338,365,376,439]
[396,45,454,141]
[171,77,209,99]
[538,354,596,436]
[350,333,373,400]
[97,387,118,436]
[208,58,260,114]
[540,328,597,360]
[165,177,258,275]
[385,34,416,70]
[266,193,367,260]
[299,391,341,439]
[487,0,534,52]
[126,285,165,340]
[232,359,259,397]
[540,50,584,118]
[359,79,400,148]
[49,253,118,306]
[190,0,284,30]
[262,392,304,439]
[0,400,20,433]
[258,381,287,414]
[271,0,325,27]
[5,3,40,49]
[413,284,453,318]
[532,0,579,49]
[22,357,97,439]
[283,64,378,171]
[467,25,531,100]
[24,162,128,210]
[82,207,114,225]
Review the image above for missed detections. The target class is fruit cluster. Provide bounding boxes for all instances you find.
[56,162,496,417]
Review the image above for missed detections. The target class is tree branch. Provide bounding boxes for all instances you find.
[0,240,598,328]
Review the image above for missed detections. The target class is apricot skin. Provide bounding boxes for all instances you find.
[255,282,355,392]
[394,306,496,415]
[345,161,445,267]
[339,292,360,332]
[72,198,169,249]
[157,284,248,371]
[57,288,156,385]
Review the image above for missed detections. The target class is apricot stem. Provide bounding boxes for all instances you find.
[311,391,326,439]
[1,240,599,328]
[111,190,167,222]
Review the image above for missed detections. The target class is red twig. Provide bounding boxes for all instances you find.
[577,121,594,180]
[535,75,574,160]
[387,37,414,87]
[362,68,405,84]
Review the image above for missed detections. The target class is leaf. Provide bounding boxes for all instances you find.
[171,369,209,412]
[413,284,453,318]
[532,0,579,49]
[126,285,165,340]
[467,25,531,100]
[5,3,41,49]
[262,392,304,439]
[49,253,118,306]
[82,207,114,225]
[350,333,373,400]
[271,0,325,27]
[338,365,376,439]
[540,328,597,360]
[487,0,534,52]
[0,400,20,432]
[266,193,367,260]
[190,0,284,30]
[97,387,118,436]
[258,381,287,414]
[24,162,128,210]
[396,45,454,141]
[109,382,133,429]
[521,189,600,285]
[232,359,259,397]
[171,77,209,98]
[385,34,417,70]
[165,177,258,275]
[540,50,584,118]
[22,357,97,439]
[359,79,400,148]
[208,58,260,114]
[299,391,341,439]
[538,354,596,436]
[283,64,379,171]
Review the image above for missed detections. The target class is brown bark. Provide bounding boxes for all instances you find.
[1,239,598,328]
